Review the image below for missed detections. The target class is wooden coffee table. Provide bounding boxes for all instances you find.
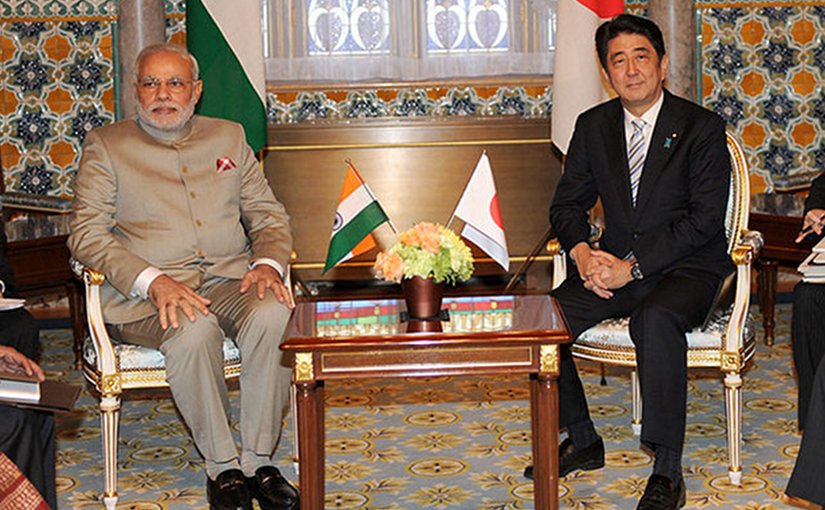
[281,294,571,510]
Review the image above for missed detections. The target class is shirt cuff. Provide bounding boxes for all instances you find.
[130,267,164,299]
[251,258,284,278]
[0,280,5,295]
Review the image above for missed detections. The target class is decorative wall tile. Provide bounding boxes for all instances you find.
[701,4,825,191]
[0,18,115,197]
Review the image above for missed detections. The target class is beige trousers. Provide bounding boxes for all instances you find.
[112,276,292,465]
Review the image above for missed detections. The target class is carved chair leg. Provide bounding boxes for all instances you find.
[631,370,642,436]
[724,372,743,485]
[100,395,121,510]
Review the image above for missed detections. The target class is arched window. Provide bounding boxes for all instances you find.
[263,0,557,84]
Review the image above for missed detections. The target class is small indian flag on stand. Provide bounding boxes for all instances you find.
[324,162,389,272]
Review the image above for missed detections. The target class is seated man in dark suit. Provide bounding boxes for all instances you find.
[524,14,732,510]
[0,217,57,508]
[786,172,825,508]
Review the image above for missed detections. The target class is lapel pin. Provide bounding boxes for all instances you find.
[664,133,677,149]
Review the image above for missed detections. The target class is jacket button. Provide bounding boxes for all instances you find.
[632,233,639,240]
[195,219,203,227]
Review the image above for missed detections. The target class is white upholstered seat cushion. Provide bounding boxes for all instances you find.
[83,336,241,371]
[576,307,755,351]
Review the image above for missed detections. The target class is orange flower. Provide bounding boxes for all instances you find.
[374,251,404,282]
[414,222,442,254]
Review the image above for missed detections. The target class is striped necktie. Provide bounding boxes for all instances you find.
[627,119,647,206]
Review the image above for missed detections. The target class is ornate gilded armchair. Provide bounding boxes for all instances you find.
[547,133,763,485]
[75,263,294,509]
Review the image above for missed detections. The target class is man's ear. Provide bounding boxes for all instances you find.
[660,53,670,80]
[193,80,203,104]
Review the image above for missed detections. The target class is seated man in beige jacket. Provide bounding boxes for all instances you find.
[69,43,298,510]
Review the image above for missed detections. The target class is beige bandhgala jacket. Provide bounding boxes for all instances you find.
[68,115,292,324]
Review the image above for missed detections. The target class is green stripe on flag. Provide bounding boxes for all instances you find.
[186,0,266,152]
[324,202,387,272]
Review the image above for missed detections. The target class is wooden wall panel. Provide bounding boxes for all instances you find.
[264,116,562,292]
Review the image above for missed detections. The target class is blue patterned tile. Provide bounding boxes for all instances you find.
[811,42,825,75]
[814,147,825,173]
[708,8,745,26]
[711,94,745,127]
[762,93,796,126]
[16,109,53,147]
[9,21,47,41]
[487,87,532,116]
[70,108,106,144]
[10,54,50,94]
[19,161,53,195]
[65,56,104,92]
[390,89,435,117]
[708,43,744,78]
[342,91,385,118]
[761,142,795,176]
[289,92,337,122]
[813,6,825,24]
[439,88,482,116]
[812,94,825,128]
[761,40,797,76]
[761,7,794,24]
[63,21,102,40]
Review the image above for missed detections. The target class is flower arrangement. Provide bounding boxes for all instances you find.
[374,222,474,285]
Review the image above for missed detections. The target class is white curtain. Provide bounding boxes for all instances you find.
[263,0,556,84]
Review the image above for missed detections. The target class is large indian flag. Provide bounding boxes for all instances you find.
[186,0,267,153]
[552,0,624,154]
[324,162,389,273]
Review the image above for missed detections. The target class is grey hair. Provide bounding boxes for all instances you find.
[135,43,200,81]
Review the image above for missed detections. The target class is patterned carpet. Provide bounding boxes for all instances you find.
[45,303,802,509]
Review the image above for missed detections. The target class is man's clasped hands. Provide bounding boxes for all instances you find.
[570,242,637,299]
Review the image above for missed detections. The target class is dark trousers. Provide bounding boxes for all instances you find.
[791,282,825,426]
[0,307,57,508]
[786,282,825,506]
[552,270,716,453]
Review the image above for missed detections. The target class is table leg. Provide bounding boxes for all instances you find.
[757,259,777,346]
[531,373,559,510]
[296,380,325,510]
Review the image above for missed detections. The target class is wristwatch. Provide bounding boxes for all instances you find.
[631,262,644,280]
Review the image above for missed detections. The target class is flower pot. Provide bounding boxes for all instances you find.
[402,276,445,333]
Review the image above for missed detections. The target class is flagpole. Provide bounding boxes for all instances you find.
[445,149,486,230]
[503,225,554,293]
[345,158,398,234]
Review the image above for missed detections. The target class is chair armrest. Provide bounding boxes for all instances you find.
[721,232,762,356]
[738,229,764,260]
[71,258,120,383]
[546,239,567,290]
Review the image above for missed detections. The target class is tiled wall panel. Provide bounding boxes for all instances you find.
[1,0,823,198]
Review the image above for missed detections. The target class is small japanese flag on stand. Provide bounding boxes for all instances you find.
[452,153,510,271]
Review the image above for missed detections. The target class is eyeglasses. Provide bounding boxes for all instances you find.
[138,77,195,92]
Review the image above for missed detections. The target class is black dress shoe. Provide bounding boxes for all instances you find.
[637,474,686,510]
[247,466,299,510]
[206,469,253,510]
[523,437,605,479]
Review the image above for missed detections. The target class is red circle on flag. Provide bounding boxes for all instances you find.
[489,195,503,229]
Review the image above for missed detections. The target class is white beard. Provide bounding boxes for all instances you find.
[136,97,197,132]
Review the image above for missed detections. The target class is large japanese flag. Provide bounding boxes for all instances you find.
[453,153,509,271]
[187,0,267,153]
[552,0,624,154]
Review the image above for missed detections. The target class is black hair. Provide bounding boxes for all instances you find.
[595,14,666,70]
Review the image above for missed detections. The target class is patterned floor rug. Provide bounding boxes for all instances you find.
[46,303,801,509]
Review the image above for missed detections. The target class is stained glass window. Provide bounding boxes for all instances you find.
[307,0,391,55]
[425,0,509,54]
[264,0,556,82]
